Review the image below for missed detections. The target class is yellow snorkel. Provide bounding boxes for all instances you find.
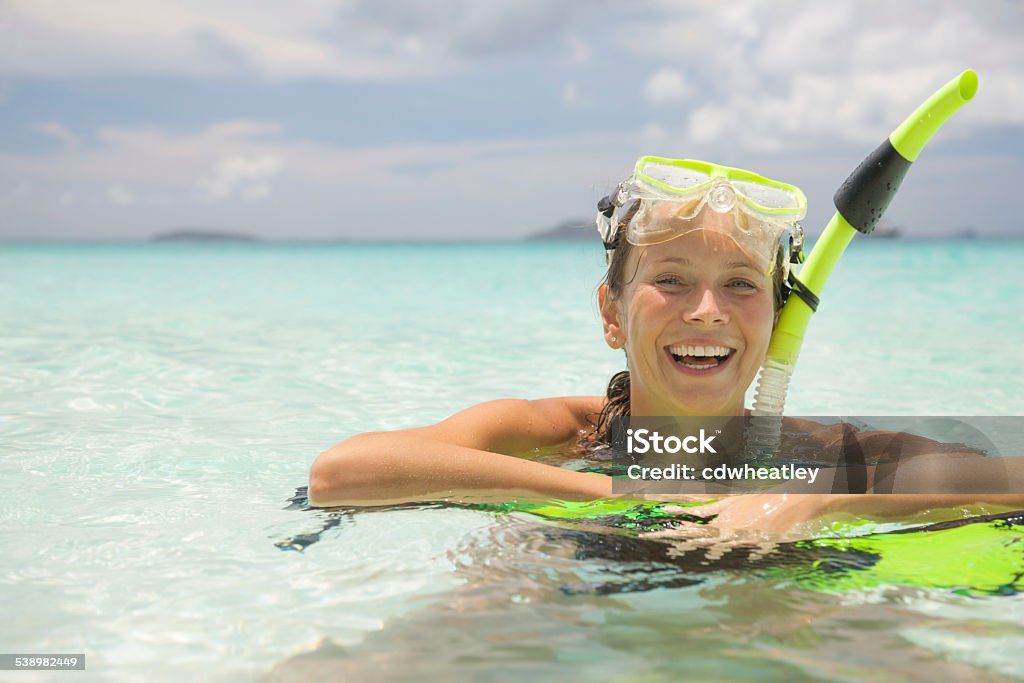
[747,70,979,451]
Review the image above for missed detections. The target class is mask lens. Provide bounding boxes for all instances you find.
[731,180,804,215]
[636,160,711,197]
[627,200,702,244]
[627,200,785,272]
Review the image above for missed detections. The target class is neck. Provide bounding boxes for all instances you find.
[630,392,746,417]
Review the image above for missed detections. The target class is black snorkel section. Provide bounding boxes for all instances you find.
[833,140,913,236]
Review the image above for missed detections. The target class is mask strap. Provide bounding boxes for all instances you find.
[785,272,819,311]
[596,192,621,260]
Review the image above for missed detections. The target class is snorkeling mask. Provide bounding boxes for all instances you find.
[597,157,809,294]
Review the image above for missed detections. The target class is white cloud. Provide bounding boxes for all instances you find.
[107,183,136,205]
[562,35,591,65]
[621,0,1024,150]
[561,82,580,107]
[29,121,79,151]
[0,0,593,81]
[0,118,641,240]
[643,68,690,105]
[198,154,282,201]
[1,0,378,80]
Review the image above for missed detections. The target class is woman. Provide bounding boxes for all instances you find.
[308,156,1022,539]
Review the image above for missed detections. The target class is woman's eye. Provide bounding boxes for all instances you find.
[655,276,684,286]
[729,279,757,290]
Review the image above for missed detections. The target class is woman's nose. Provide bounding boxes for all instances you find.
[686,287,727,324]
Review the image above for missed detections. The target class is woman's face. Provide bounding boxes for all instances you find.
[600,210,775,416]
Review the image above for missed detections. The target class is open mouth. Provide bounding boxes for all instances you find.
[666,344,735,371]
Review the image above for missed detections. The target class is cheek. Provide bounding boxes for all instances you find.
[742,297,775,349]
[620,288,666,334]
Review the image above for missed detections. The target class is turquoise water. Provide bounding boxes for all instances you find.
[1,241,1023,681]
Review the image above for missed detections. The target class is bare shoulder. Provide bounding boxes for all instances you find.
[779,417,985,461]
[408,395,607,455]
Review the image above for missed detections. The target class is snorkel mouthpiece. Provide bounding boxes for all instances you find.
[747,70,978,454]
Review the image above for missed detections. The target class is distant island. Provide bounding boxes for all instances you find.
[525,219,592,241]
[151,229,260,242]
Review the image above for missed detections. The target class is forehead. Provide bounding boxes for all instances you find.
[631,230,766,271]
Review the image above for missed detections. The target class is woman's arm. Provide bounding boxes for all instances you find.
[308,397,610,507]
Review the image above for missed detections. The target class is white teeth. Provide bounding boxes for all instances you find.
[668,344,731,357]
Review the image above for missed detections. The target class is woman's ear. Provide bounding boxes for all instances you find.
[598,284,624,349]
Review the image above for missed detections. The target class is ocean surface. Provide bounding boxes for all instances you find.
[1,240,1023,682]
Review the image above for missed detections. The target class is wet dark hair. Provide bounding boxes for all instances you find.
[579,213,788,451]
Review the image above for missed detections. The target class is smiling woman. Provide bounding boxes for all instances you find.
[597,222,778,417]
[307,154,1024,536]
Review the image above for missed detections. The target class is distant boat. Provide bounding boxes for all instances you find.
[867,223,901,238]
[151,229,259,243]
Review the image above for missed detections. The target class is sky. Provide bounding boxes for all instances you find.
[1,0,1023,241]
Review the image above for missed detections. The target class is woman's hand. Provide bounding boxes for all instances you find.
[627,495,840,548]
[648,491,1024,543]
[688,494,841,540]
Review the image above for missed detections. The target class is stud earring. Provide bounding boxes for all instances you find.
[611,336,617,343]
